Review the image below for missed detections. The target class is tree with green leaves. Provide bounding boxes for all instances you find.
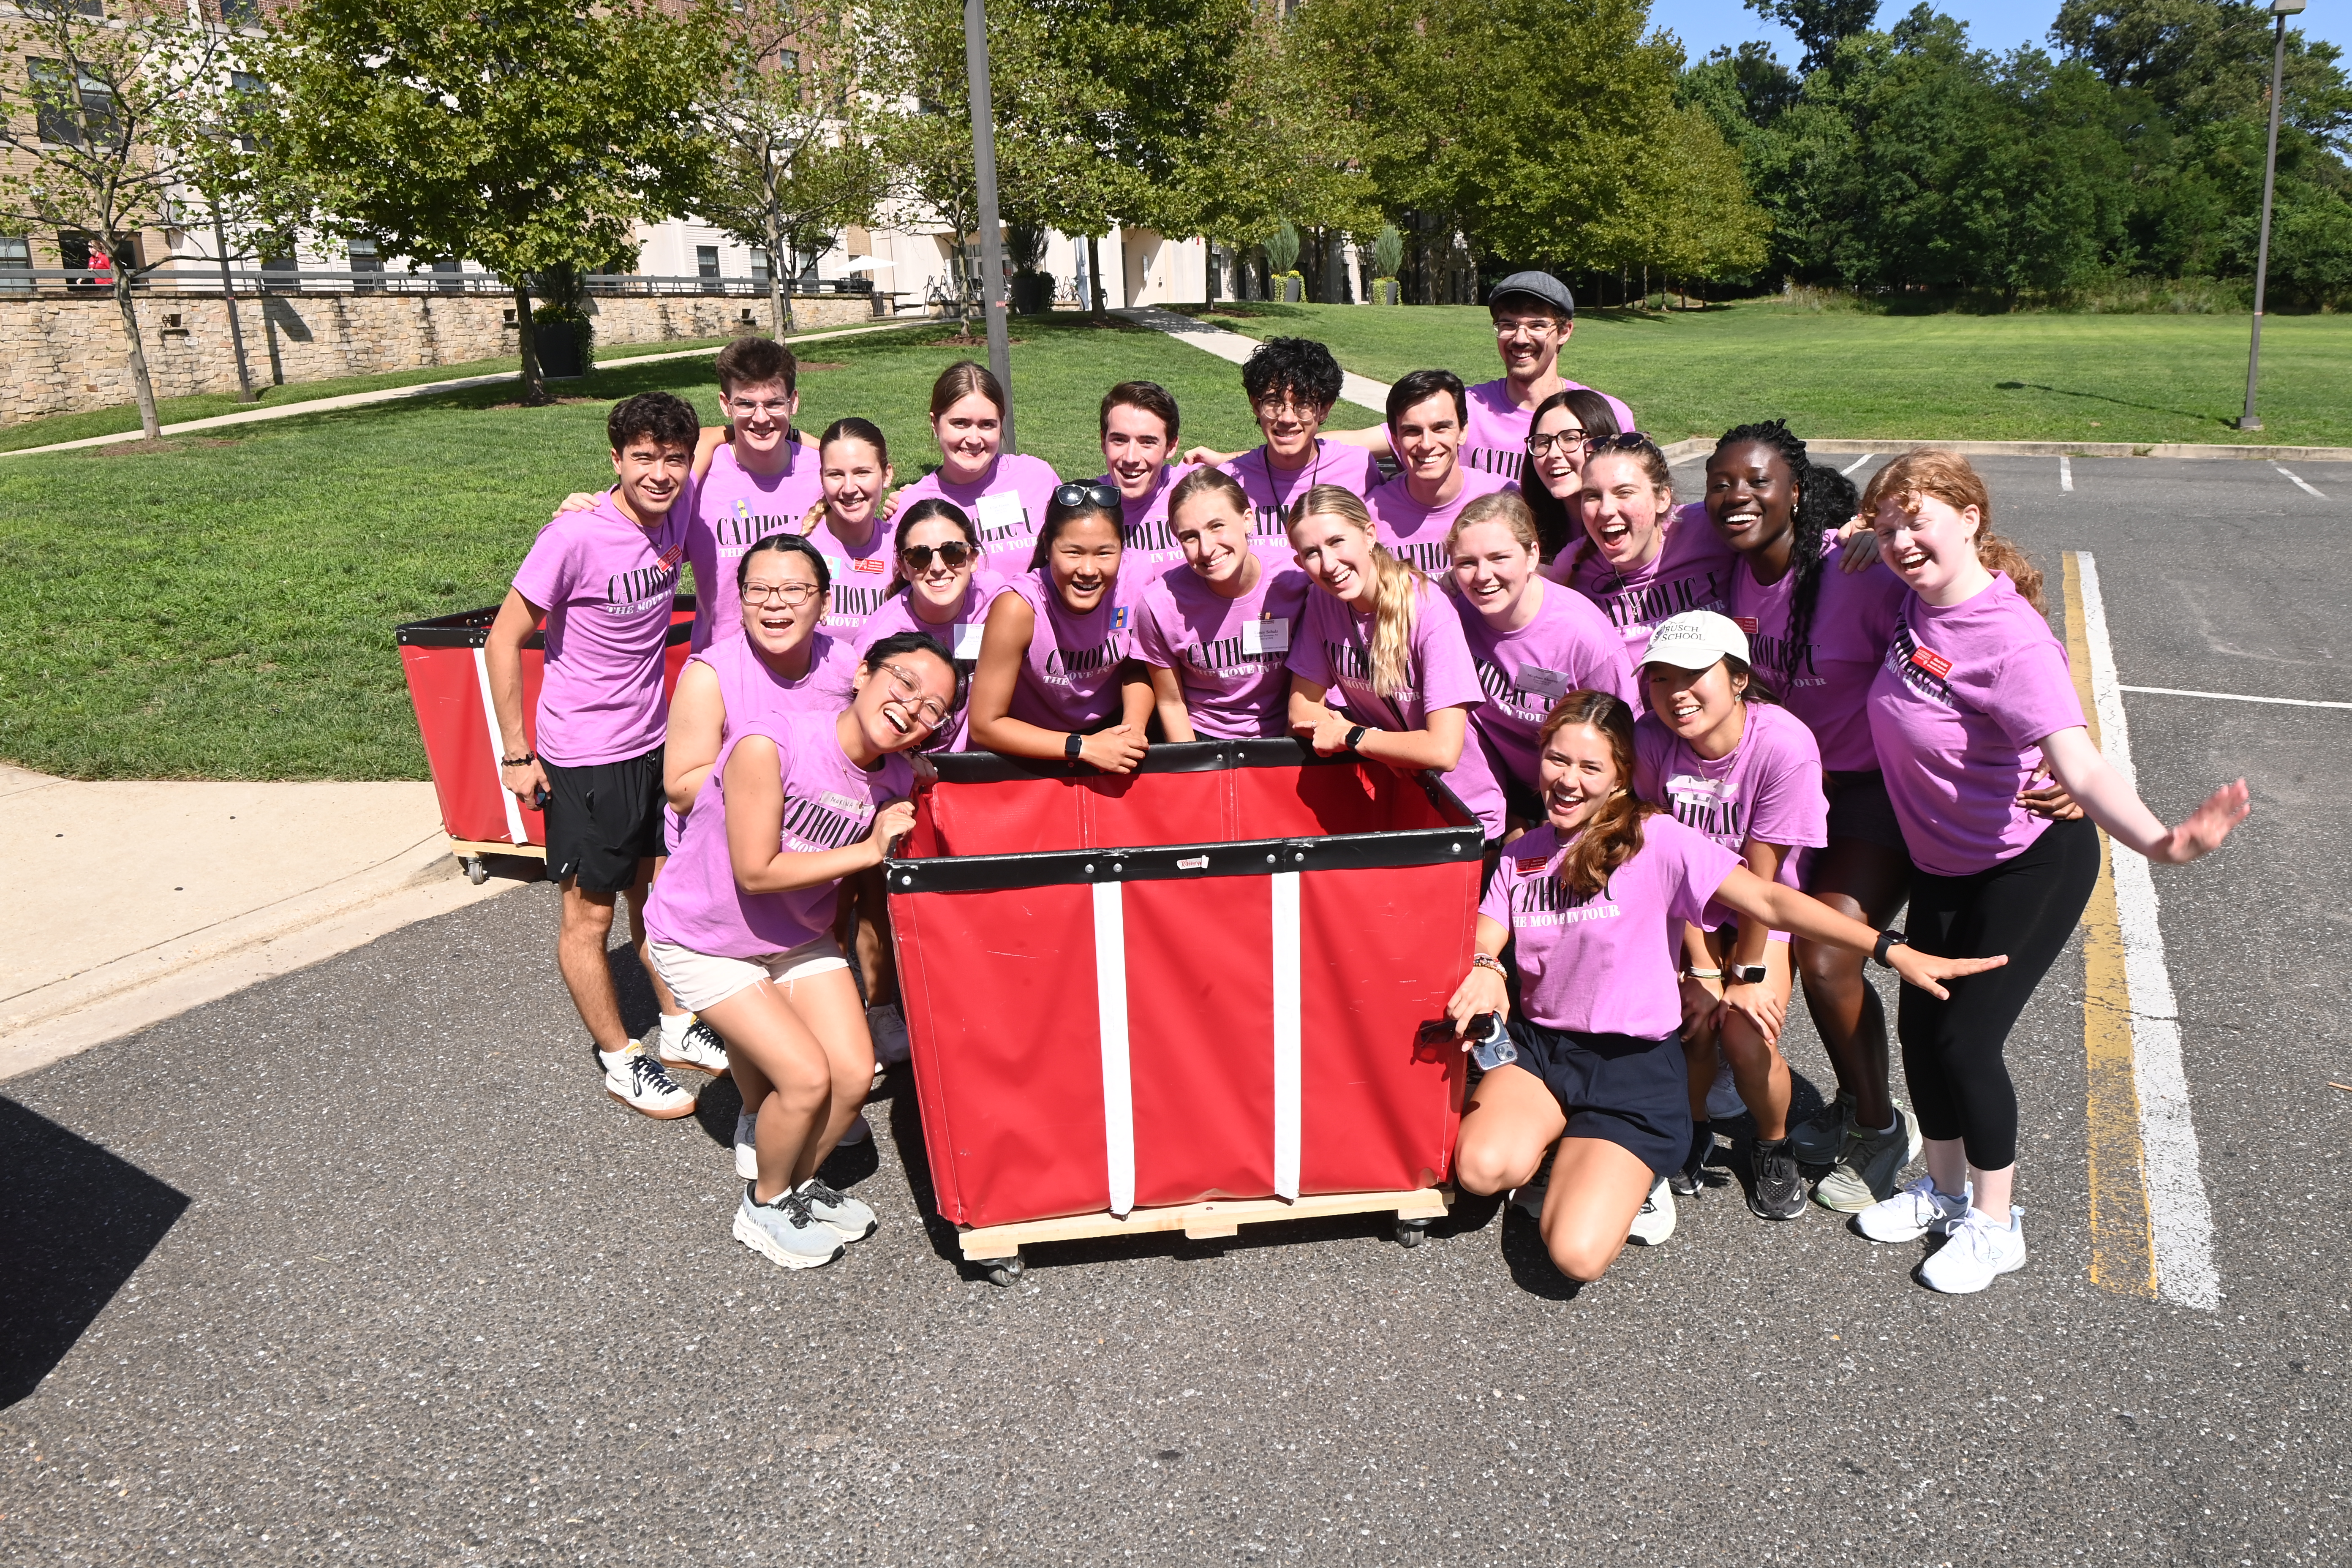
[255,0,721,404]
[1744,0,1880,76]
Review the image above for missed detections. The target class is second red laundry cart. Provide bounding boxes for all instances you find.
[885,738,1484,1282]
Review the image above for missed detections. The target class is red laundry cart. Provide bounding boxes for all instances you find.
[885,738,1484,1282]
[394,598,698,881]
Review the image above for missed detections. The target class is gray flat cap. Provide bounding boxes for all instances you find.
[1488,270,1575,317]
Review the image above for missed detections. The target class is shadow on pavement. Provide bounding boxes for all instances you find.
[0,1097,190,1408]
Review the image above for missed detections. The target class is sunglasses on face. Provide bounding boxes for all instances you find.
[900,540,976,572]
[1054,482,1123,511]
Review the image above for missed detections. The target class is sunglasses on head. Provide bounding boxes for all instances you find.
[1582,431,1654,455]
[1053,482,1123,512]
[900,539,976,572]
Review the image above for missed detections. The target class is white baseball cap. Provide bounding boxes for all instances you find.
[1641,611,1750,671]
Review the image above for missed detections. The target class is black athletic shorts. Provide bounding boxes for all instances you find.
[1824,769,1908,852]
[1507,1018,1691,1179]
[542,747,666,893]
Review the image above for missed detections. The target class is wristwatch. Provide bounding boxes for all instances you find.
[1725,963,1768,985]
[1872,928,1908,967]
[1065,732,1085,763]
[1343,724,1369,752]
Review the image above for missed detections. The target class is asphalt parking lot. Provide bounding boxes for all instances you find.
[4,454,2347,1565]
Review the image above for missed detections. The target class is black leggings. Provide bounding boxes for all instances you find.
[1897,815,2099,1171]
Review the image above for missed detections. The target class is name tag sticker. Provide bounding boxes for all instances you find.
[1910,644,1954,680]
[953,622,985,661]
[1734,615,1760,635]
[852,555,886,574]
[1243,617,1290,656]
[1514,855,1552,875]
[1514,664,1570,701]
[975,490,1027,541]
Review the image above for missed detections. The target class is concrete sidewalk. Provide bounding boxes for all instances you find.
[0,765,520,1079]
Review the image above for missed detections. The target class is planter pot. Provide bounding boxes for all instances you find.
[1369,278,1400,306]
[536,320,587,379]
[1279,275,1303,304]
[1010,271,1054,315]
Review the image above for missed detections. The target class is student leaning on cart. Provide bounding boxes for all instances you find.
[485,392,716,1120]
[1133,467,1312,742]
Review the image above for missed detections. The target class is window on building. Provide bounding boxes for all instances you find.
[347,238,382,293]
[220,0,261,24]
[750,250,770,286]
[0,236,30,293]
[30,60,118,149]
[778,49,799,73]
[432,258,463,294]
[228,71,266,151]
[695,245,720,278]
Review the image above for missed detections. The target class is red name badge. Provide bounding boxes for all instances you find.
[1514,855,1551,875]
[852,556,886,573]
[1734,616,1760,635]
[1910,644,1954,680]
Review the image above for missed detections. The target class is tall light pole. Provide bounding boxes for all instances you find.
[963,0,1015,452]
[2238,0,2305,433]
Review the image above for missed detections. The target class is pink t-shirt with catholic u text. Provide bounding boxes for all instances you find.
[645,713,912,960]
[1479,813,1742,1039]
[894,453,1062,579]
[801,514,896,635]
[1365,466,1516,576]
[1867,574,2086,878]
[687,443,825,653]
[1729,534,1909,773]
[1634,702,1827,936]
[993,571,1136,734]
[1094,464,1198,584]
[511,490,690,768]
[1132,562,1314,740]
[664,629,860,851]
[1286,577,1508,840]
[1566,502,1739,659]
[854,572,999,752]
[1221,441,1383,560]
[1455,580,1637,792]
[1458,378,1636,486]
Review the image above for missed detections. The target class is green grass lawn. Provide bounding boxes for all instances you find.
[0,316,1268,781]
[1185,299,2352,449]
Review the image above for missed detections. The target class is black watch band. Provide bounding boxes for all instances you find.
[1343,724,1369,752]
[1872,928,1907,967]
[1065,732,1085,763]
[1725,963,1768,985]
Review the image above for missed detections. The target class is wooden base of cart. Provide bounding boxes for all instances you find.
[958,1185,1453,1285]
[447,837,545,884]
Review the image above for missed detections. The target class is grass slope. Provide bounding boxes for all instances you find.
[0,318,1266,780]
[1187,300,2352,449]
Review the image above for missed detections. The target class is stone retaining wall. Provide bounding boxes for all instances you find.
[0,291,882,425]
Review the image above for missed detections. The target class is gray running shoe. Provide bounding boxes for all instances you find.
[797,1177,877,1241]
[1788,1091,1856,1164]
[1814,1109,1917,1212]
[1748,1137,1807,1220]
[733,1184,844,1271]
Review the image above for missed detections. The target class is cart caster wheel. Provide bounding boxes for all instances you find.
[462,856,489,886]
[1395,1218,1429,1249]
[983,1256,1025,1287]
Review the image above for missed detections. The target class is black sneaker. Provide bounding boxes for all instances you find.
[1670,1119,1713,1198]
[1748,1136,1807,1220]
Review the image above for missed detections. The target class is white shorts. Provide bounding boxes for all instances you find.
[649,934,849,1015]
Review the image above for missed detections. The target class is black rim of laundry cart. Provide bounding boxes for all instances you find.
[886,738,1485,895]
[393,595,701,651]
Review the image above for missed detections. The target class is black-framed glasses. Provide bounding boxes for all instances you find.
[1525,428,1588,456]
[1582,431,1655,455]
[900,540,975,572]
[1053,482,1122,512]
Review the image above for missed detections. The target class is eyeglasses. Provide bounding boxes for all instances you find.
[1053,482,1122,512]
[1524,428,1588,456]
[875,661,951,729]
[1582,432,1655,455]
[725,397,793,417]
[742,580,823,607]
[1252,396,1326,420]
[1493,318,1561,339]
[900,540,976,572]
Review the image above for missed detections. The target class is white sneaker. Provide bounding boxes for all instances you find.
[836,1110,871,1147]
[1855,1174,1969,1244]
[733,1110,758,1181]
[598,1046,697,1119]
[1919,1206,2028,1295]
[867,1003,911,1066]
[1704,1056,1747,1122]
[1626,1176,1676,1246]
[656,1013,730,1077]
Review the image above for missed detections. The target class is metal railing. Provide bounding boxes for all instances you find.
[0,267,891,300]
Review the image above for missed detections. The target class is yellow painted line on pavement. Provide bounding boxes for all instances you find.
[2064,552,2158,1300]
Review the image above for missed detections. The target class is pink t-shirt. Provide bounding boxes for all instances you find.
[1634,702,1827,934]
[1220,441,1383,558]
[854,573,997,751]
[1286,577,1507,839]
[1094,464,1198,583]
[1132,562,1313,740]
[993,571,1136,733]
[1730,536,1909,773]
[1479,814,1741,1038]
[803,514,896,635]
[1566,502,1739,659]
[1366,466,1516,575]
[687,444,825,653]
[1867,574,2086,877]
[644,712,911,959]
[511,490,690,767]
[1458,378,1636,486]
[664,630,860,851]
[894,453,1062,579]
[1455,581,1636,791]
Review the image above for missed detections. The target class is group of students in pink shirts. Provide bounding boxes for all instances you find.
[488,275,2246,1290]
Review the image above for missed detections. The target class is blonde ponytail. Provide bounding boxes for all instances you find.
[1288,484,1426,700]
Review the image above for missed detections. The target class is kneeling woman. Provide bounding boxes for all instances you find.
[644,633,960,1271]
[969,482,1154,773]
[1448,691,2001,1286]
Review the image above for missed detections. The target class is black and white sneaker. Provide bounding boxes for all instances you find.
[656,1014,730,1077]
[1670,1119,1713,1198]
[1748,1136,1807,1220]
[598,1046,697,1119]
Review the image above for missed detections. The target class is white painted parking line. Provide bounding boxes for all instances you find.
[1840,453,1873,476]
[2060,455,2074,493]
[2077,553,2221,1312]
[2275,464,2327,499]
[2119,684,2352,711]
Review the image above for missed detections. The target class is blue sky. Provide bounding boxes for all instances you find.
[1655,0,2352,68]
